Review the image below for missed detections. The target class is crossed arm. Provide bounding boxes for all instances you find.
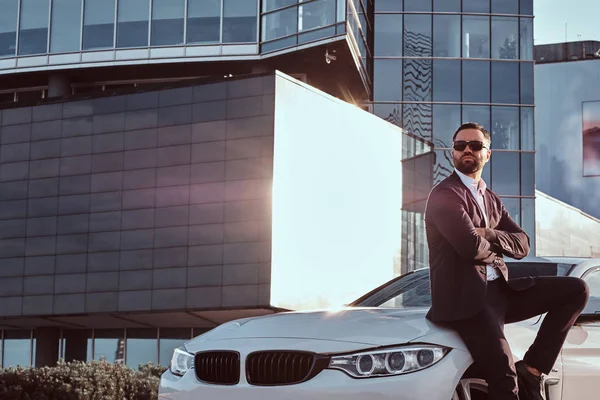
[426,188,530,263]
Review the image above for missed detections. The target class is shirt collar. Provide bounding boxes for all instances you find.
[454,168,487,195]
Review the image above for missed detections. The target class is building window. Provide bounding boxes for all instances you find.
[433,104,461,149]
[83,0,116,50]
[117,0,150,48]
[491,0,518,15]
[491,61,519,104]
[491,151,520,195]
[3,330,32,368]
[433,0,460,12]
[463,16,489,59]
[462,60,490,103]
[0,0,18,57]
[299,0,336,33]
[187,0,221,44]
[263,0,295,12]
[262,6,297,42]
[433,59,460,103]
[18,0,50,55]
[491,17,518,59]
[491,106,520,150]
[403,14,432,57]
[374,14,402,57]
[463,0,489,13]
[93,329,124,363]
[50,0,82,53]
[373,59,402,101]
[433,15,460,58]
[126,329,158,369]
[223,0,258,43]
[519,18,533,60]
[151,0,185,46]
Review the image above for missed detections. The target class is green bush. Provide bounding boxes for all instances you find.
[0,360,167,400]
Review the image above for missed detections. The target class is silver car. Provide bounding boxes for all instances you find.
[159,257,600,400]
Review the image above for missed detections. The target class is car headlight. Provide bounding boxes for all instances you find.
[169,346,194,376]
[327,344,449,378]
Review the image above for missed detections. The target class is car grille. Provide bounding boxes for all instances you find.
[246,351,326,386]
[194,351,240,385]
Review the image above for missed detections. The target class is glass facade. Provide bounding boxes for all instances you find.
[0,0,259,57]
[372,0,535,272]
[0,328,207,368]
[260,0,347,53]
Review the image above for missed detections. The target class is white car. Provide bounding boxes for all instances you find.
[159,257,600,400]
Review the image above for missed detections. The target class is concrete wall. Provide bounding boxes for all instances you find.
[535,60,600,219]
[536,190,600,258]
[0,74,275,318]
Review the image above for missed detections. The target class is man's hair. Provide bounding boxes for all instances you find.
[452,122,491,145]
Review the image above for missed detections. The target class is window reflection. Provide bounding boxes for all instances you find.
[462,105,491,132]
[83,0,115,50]
[463,0,489,13]
[491,151,520,195]
[404,59,432,102]
[403,103,432,143]
[50,0,82,53]
[520,62,534,104]
[262,8,296,41]
[463,16,489,59]
[117,0,150,48]
[433,15,460,58]
[263,0,295,12]
[433,104,461,149]
[520,0,533,15]
[521,152,535,196]
[462,61,490,103]
[521,198,535,254]
[433,59,460,102]
[434,150,454,184]
[187,0,221,43]
[404,0,431,11]
[373,103,402,128]
[126,329,157,369]
[223,0,258,43]
[520,106,534,151]
[299,0,335,32]
[152,0,185,46]
[519,18,533,60]
[93,329,124,363]
[491,106,519,149]
[492,0,518,14]
[492,17,518,60]
[3,330,31,368]
[491,61,519,104]
[501,197,521,225]
[0,0,18,57]
[18,0,49,55]
[374,59,402,101]
[404,14,432,57]
[434,0,460,12]
[374,14,402,56]
[374,0,403,12]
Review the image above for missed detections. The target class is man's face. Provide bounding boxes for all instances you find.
[451,128,491,175]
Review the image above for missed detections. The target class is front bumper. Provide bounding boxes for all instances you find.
[159,348,471,400]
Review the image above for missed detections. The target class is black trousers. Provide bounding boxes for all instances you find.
[445,276,589,400]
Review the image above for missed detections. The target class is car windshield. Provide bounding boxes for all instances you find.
[351,269,432,309]
[350,262,581,310]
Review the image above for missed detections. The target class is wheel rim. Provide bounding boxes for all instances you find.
[452,378,488,400]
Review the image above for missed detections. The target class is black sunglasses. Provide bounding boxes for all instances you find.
[452,140,488,152]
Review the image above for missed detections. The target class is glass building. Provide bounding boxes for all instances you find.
[371,0,536,272]
[0,0,537,368]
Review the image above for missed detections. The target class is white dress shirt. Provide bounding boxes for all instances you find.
[454,169,501,281]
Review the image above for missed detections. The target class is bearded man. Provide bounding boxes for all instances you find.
[424,122,589,400]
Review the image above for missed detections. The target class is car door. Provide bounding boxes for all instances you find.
[560,267,600,400]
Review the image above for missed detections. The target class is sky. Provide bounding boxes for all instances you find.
[534,0,600,44]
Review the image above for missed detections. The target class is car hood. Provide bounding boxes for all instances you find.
[186,307,463,350]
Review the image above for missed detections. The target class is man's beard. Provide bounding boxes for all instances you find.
[454,155,483,174]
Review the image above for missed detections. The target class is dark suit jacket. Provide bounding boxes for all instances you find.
[425,172,534,322]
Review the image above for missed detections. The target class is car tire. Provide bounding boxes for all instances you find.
[453,378,488,400]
